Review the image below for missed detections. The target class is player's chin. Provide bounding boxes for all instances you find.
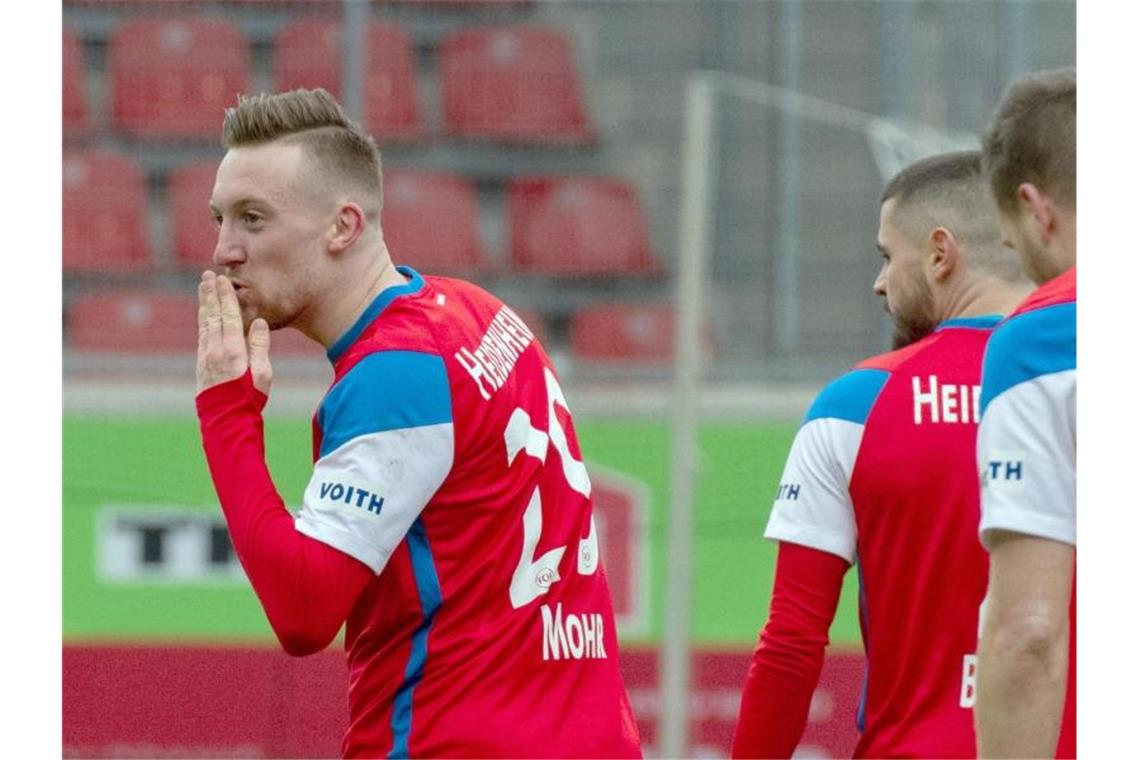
[238,304,259,334]
[892,320,934,350]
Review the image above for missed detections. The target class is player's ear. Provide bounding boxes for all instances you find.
[1017,182,1056,243]
[929,227,958,281]
[328,202,366,255]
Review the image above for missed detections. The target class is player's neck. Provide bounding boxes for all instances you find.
[306,247,409,350]
[1053,208,1077,274]
[941,275,1033,322]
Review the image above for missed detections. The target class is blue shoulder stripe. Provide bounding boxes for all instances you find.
[937,314,1002,331]
[318,350,452,457]
[980,302,1076,412]
[803,368,890,426]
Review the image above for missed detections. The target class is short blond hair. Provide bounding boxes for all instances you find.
[982,68,1075,212]
[221,88,383,201]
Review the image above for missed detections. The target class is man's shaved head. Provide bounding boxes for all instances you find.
[881,150,1021,282]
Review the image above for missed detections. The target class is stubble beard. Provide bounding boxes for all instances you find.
[238,291,296,334]
[889,278,938,350]
[891,315,937,350]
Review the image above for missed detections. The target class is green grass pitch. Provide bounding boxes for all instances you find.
[63,416,863,649]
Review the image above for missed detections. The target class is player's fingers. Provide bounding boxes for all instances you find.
[197,275,211,356]
[216,274,243,340]
[201,271,223,349]
[248,318,273,396]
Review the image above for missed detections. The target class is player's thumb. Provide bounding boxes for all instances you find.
[248,318,273,395]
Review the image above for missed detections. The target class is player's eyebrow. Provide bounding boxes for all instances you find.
[209,197,268,216]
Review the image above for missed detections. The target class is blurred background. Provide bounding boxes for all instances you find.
[61,0,1075,756]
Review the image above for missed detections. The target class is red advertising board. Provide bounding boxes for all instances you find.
[63,645,862,757]
[591,466,649,635]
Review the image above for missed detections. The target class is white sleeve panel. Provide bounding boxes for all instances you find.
[978,369,1076,549]
[295,422,455,573]
[764,417,862,564]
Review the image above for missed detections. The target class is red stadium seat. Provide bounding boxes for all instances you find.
[275,20,423,141]
[63,151,153,273]
[67,289,326,357]
[383,169,486,276]
[569,303,676,363]
[507,176,658,275]
[440,25,594,143]
[67,290,197,354]
[168,161,220,269]
[63,28,89,136]
[109,18,250,139]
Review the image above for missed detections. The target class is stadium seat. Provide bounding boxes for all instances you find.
[383,169,486,276]
[66,290,198,354]
[168,161,220,270]
[63,151,153,274]
[507,176,658,275]
[109,18,250,139]
[63,28,89,136]
[569,302,676,363]
[274,20,423,141]
[67,289,326,357]
[440,25,594,143]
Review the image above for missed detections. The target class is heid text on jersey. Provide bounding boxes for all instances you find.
[912,375,981,424]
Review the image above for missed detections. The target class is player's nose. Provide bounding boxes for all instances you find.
[212,228,247,269]
[873,269,887,297]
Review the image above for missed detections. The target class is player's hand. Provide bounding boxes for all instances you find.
[196,271,273,396]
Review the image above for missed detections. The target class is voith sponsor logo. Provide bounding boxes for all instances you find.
[912,375,981,425]
[455,305,536,401]
[540,603,608,661]
[981,453,1026,491]
[317,481,385,515]
[775,483,801,501]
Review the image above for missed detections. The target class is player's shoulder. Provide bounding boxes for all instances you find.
[991,268,1076,355]
[982,272,1076,409]
[317,347,453,454]
[1007,266,1076,319]
[806,317,999,426]
[803,363,892,426]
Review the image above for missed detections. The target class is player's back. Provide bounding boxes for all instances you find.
[313,268,640,758]
[843,317,998,757]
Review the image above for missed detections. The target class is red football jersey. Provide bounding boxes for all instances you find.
[765,316,1001,757]
[295,267,640,757]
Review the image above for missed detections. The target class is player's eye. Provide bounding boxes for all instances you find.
[212,214,223,227]
[243,212,263,226]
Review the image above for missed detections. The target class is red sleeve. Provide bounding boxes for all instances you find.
[731,542,848,758]
[196,370,373,656]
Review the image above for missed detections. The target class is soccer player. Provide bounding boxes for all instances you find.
[974,67,1076,759]
[731,151,1031,758]
[194,89,641,758]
